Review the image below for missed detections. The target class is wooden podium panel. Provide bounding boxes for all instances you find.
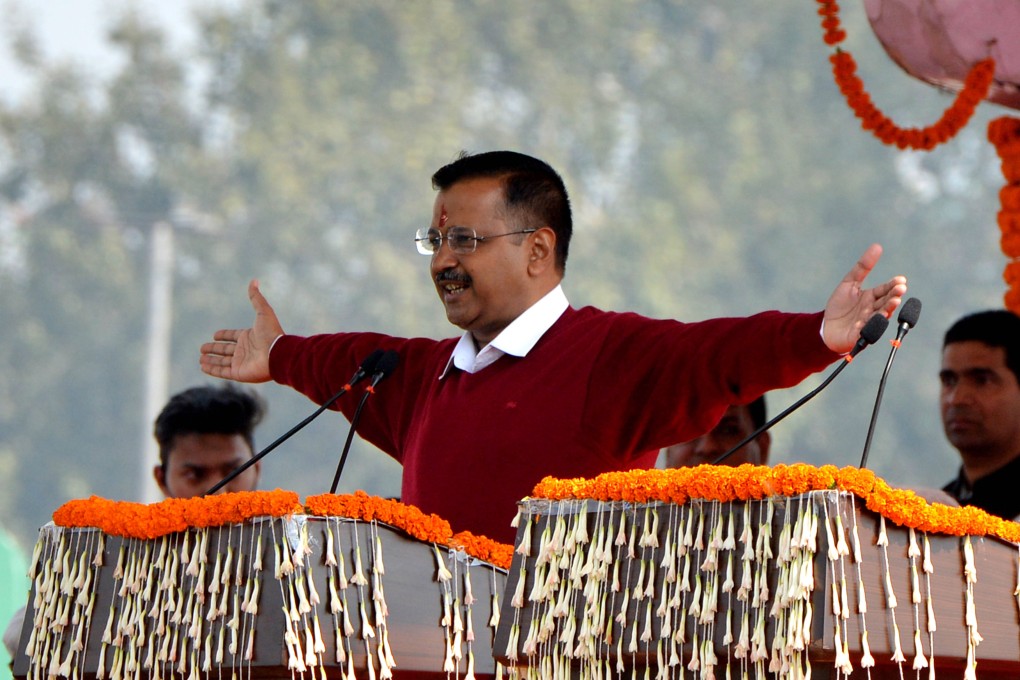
[12,516,507,680]
[825,505,1020,678]
[494,491,1020,679]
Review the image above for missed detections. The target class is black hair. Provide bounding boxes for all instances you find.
[943,310,1020,383]
[432,150,573,271]
[746,395,767,431]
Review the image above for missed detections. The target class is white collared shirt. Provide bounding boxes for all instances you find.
[440,285,569,377]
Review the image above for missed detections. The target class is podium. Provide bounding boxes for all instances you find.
[494,487,1020,679]
[12,512,507,680]
[13,471,1020,679]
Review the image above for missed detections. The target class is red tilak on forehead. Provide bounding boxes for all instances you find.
[439,205,448,227]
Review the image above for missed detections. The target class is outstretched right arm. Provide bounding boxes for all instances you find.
[199,279,284,383]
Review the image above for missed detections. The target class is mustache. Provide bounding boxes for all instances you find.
[435,270,471,285]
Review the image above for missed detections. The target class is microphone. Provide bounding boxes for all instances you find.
[204,349,384,495]
[859,298,922,469]
[712,313,889,466]
[329,350,400,493]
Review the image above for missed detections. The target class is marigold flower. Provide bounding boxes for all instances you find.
[528,465,1020,545]
[816,0,994,152]
[53,489,516,569]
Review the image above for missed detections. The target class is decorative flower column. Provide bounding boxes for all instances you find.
[991,116,1020,312]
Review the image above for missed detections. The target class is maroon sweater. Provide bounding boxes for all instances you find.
[269,306,837,543]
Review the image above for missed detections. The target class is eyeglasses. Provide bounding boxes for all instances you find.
[415,226,537,255]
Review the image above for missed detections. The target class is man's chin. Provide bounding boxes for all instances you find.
[444,311,471,331]
[946,431,985,451]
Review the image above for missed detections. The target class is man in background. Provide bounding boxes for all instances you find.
[939,310,1020,520]
[5,384,267,665]
[153,383,266,498]
[661,396,770,468]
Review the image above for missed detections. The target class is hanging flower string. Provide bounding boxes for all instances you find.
[53,489,513,569]
[531,463,1020,545]
[815,0,996,150]
[990,116,1020,313]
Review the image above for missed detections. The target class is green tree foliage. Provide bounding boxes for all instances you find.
[0,0,1009,549]
[0,13,207,542]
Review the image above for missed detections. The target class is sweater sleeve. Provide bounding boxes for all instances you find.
[268,331,451,462]
[269,332,394,408]
[581,310,839,458]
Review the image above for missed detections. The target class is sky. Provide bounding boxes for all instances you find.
[0,0,231,105]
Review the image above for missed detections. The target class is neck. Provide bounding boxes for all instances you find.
[961,450,1020,485]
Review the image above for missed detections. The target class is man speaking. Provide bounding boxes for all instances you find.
[200,151,906,543]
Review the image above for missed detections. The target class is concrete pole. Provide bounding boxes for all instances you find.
[139,220,174,503]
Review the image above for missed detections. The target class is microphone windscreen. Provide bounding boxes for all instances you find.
[359,349,385,375]
[897,297,922,329]
[860,313,889,346]
[374,350,400,378]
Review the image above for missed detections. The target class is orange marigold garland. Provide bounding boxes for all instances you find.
[307,492,513,567]
[54,489,514,568]
[990,116,1020,313]
[449,531,514,570]
[815,0,995,150]
[52,489,303,539]
[530,464,1020,546]
[306,490,453,545]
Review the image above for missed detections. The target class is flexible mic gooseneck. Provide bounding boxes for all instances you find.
[329,350,400,494]
[859,298,922,469]
[711,313,890,466]
[203,349,385,496]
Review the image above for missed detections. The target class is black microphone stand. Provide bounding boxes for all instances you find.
[204,384,351,495]
[329,351,399,493]
[712,313,890,466]
[859,298,921,469]
[203,350,383,496]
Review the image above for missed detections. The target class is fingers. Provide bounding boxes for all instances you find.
[871,275,907,297]
[211,328,242,343]
[201,339,237,356]
[199,353,231,378]
[247,279,284,341]
[199,339,234,377]
[870,275,907,317]
[844,243,883,284]
[248,278,272,314]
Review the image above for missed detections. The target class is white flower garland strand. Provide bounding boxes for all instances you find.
[20,514,509,680]
[506,494,825,679]
[962,535,982,680]
[503,490,1019,680]
[907,528,929,672]
[846,494,875,675]
[24,523,268,680]
[823,497,851,677]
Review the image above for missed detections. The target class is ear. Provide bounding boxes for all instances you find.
[527,227,557,276]
[756,432,771,466]
[153,465,171,498]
